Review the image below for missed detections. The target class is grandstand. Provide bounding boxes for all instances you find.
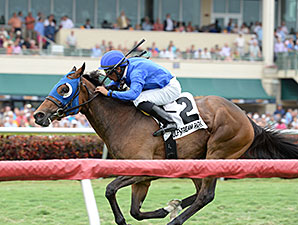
[0,0,298,115]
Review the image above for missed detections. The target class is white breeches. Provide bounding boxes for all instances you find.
[133,77,181,106]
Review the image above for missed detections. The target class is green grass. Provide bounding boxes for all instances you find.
[0,178,297,225]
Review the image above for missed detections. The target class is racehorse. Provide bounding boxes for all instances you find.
[34,63,298,225]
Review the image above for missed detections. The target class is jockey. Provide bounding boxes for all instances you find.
[95,50,181,137]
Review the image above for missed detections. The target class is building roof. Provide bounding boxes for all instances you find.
[177,77,273,100]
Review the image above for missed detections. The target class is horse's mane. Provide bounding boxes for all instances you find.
[83,70,124,92]
[82,70,105,87]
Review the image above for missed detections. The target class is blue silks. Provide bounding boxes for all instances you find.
[48,71,80,116]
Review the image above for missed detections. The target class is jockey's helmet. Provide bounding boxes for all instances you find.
[98,50,128,70]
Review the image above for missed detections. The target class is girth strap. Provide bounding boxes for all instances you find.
[163,133,177,159]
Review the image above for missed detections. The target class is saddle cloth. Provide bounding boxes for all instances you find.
[162,92,208,140]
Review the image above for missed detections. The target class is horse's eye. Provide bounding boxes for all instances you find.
[62,86,69,93]
[61,83,73,98]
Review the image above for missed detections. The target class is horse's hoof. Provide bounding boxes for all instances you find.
[163,199,182,221]
[115,217,127,225]
[168,199,182,207]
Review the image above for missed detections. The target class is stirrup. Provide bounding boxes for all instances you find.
[153,123,177,137]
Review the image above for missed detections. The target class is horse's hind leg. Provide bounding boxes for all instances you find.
[130,181,169,220]
[180,178,202,209]
[105,175,155,225]
[130,178,202,221]
[167,177,217,225]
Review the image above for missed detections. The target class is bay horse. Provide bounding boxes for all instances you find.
[34,64,298,225]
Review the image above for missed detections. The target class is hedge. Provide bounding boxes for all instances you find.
[0,133,297,160]
[0,135,104,160]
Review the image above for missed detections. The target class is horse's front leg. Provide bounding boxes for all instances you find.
[130,180,170,220]
[167,177,217,225]
[105,176,155,225]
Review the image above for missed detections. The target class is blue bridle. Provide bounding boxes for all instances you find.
[46,71,81,117]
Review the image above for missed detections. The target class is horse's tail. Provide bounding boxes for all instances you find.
[242,118,298,159]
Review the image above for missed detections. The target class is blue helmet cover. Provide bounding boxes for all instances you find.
[48,71,80,115]
[98,50,128,70]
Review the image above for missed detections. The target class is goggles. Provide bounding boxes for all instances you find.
[104,68,114,75]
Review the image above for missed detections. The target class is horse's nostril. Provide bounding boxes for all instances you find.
[34,112,45,120]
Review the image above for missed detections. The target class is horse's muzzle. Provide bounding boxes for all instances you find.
[33,111,51,127]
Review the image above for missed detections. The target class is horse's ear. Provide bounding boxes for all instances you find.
[68,63,85,79]
[71,66,76,72]
[78,63,86,75]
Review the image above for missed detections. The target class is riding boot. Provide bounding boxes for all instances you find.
[137,101,177,137]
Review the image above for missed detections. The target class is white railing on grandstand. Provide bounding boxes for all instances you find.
[0,127,102,225]
[280,129,298,135]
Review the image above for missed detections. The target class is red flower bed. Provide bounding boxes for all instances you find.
[0,135,104,160]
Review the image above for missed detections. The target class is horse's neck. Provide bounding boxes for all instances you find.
[84,96,137,144]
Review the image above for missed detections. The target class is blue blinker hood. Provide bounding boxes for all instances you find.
[48,71,80,115]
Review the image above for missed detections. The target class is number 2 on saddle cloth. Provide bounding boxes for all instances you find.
[142,93,208,159]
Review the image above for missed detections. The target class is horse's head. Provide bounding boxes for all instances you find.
[34,63,87,127]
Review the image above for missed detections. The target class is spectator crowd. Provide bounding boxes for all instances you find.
[0,11,77,54]
[90,34,264,62]
[1,10,298,63]
[248,105,298,130]
[0,103,298,130]
[0,104,90,128]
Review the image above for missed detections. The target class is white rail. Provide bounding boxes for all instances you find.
[0,127,95,134]
[0,127,297,134]
[0,127,101,225]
